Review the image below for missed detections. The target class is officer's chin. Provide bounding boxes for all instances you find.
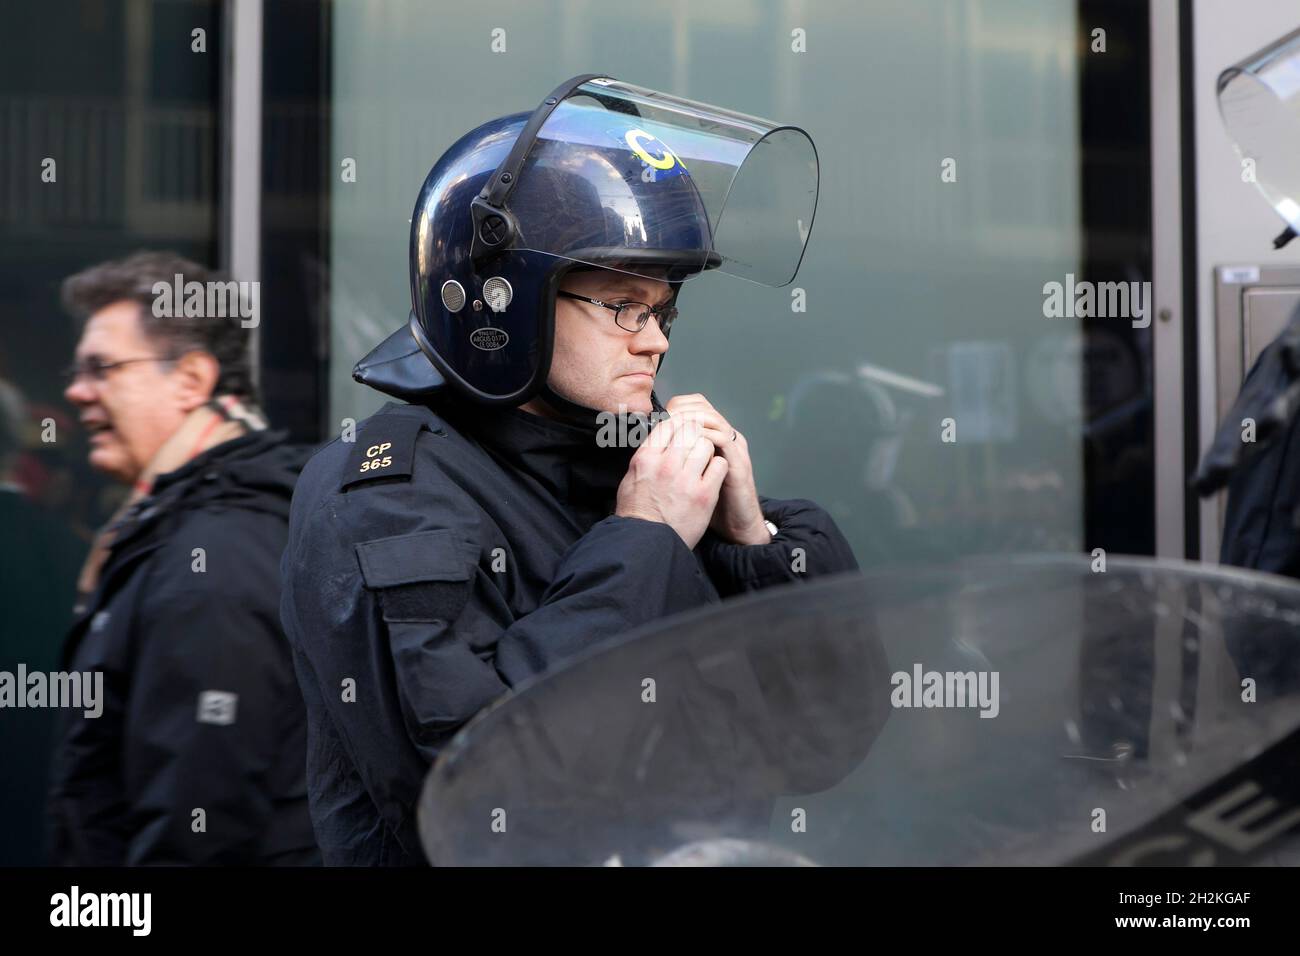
[615,375,656,416]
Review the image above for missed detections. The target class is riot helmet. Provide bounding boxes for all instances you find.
[1218,27,1300,249]
[353,75,819,410]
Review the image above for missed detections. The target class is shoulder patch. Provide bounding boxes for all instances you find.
[341,416,425,490]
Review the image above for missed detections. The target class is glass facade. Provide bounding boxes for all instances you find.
[0,0,222,865]
[0,0,1163,868]
[328,0,1122,569]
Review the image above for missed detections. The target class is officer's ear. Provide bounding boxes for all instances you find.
[171,350,222,412]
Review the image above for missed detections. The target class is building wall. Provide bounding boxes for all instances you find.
[330,0,1086,568]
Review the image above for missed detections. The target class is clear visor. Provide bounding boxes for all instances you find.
[1218,27,1300,233]
[505,78,819,287]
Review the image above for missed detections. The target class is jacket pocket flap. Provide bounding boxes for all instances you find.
[356,530,475,589]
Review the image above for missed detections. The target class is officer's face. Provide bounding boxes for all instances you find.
[63,301,195,484]
[549,269,672,415]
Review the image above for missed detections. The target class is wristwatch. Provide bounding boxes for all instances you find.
[764,519,779,538]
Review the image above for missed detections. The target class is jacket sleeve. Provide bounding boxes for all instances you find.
[347,512,725,755]
[121,518,291,865]
[285,471,724,823]
[1220,407,1300,575]
[491,515,722,682]
[694,495,859,599]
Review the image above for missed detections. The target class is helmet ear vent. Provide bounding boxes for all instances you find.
[441,279,467,313]
[482,276,513,313]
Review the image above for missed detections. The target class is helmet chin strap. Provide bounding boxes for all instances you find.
[536,382,667,431]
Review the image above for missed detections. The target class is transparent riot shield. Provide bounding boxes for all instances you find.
[418,556,1300,866]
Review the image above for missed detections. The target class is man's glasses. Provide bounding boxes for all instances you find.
[557,290,677,335]
[62,356,174,387]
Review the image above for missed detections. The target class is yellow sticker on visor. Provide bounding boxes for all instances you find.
[625,128,679,171]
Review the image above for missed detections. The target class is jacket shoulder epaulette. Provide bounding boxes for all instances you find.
[339,403,447,491]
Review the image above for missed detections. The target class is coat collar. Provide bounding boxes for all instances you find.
[115,430,287,528]
[434,395,659,513]
[68,430,299,626]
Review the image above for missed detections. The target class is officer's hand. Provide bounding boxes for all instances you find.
[615,415,728,550]
[665,394,771,546]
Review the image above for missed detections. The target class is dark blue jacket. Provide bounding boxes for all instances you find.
[280,395,858,865]
[1196,302,1300,576]
[48,431,319,865]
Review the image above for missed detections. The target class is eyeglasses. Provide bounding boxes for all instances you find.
[62,356,174,387]
[557,290,677,335]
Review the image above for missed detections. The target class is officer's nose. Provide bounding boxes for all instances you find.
[630,317,670,359]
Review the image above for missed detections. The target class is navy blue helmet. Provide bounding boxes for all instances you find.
[354,75,819,407]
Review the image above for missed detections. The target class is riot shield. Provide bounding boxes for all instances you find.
[418,556,1300,865]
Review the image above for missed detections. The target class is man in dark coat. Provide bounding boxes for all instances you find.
[281,266,859,866]
[1196,300,1300,577]
[47,252,319,865]
[281,80,854,865]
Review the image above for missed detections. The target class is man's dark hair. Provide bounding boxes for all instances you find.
[61,251,258,402]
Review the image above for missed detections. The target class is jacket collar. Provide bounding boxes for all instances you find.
[434,395,652,513]
[68,429,299,633]
[111,430,292,552]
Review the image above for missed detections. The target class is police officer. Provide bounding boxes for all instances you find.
[280,76,858,865]
[1194,30,1300,708]
[1196,29,1300,575]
